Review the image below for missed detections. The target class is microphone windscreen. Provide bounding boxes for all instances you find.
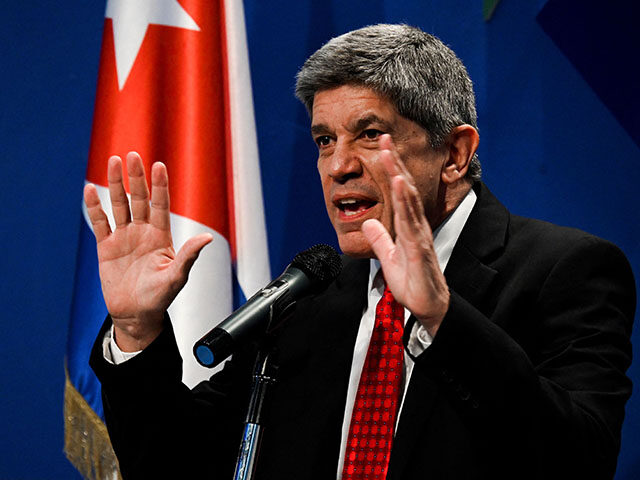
[291,244,342,286]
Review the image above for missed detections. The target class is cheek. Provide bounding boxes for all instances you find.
[317,162,328,197]
[319,175,330,202]
[407,161,441,193]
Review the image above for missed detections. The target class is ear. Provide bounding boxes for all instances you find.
[441,125,479,185]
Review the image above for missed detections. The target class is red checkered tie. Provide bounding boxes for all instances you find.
[342,284,404,479]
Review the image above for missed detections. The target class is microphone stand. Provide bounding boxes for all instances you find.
[232,316,279,479]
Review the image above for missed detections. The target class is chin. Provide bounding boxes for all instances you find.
[337,233,376,259]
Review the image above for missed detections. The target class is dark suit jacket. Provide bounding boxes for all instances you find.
[90,182,635,479]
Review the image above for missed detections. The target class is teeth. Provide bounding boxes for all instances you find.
[337,197,375,217]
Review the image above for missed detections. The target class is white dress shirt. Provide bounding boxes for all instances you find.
[104,189,478,479]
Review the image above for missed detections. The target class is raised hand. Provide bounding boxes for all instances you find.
[84,152,213,351]
[361,135,450,337]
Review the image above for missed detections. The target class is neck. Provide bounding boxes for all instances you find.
[429,180,473,229]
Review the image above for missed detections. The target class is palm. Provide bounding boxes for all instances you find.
[84,152,212,349]
[376,216,446,325]
[97,221,177,320]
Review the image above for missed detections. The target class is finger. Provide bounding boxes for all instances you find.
[403,175,435,239]
[379,134,417,187]
[107,155,132,228]
[361,219,395,264]
[171,233,214,286]
[391,175,414,241]
[392,175,429,244]
[409,182,434,237]
[84,183,112,242]
[126,152,150,224]
[393,178,442,285]
[378,140,422,234]
[149,162,171,231]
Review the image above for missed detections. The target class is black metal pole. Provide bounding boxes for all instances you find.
[232,341,277,480]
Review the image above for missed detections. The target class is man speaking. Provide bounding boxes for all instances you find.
[85,24,635,479]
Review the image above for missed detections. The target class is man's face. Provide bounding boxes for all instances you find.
[311,85,447,258]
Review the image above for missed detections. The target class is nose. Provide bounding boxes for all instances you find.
[327,140,362,184]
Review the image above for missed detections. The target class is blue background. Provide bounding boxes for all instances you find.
[1,0,638,478]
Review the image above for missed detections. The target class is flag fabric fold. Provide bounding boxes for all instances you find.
[65,0,270,477]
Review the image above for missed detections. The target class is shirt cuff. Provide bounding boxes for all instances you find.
[406,319,433,358]
[103,324,143,365]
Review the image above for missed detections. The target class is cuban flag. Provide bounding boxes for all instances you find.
[64,0,270,477]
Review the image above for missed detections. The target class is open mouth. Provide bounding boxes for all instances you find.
[335,198,378,217]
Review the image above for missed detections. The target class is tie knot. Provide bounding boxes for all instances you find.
[376,284,403,331]
[382,284,393,300]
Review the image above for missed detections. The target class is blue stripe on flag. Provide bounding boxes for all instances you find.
[67,216,107,419]
[232,266,248,310]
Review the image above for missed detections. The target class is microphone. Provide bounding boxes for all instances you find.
[194,244,342,368]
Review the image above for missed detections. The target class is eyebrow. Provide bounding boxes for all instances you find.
[351,114,394,134]
[310,114,394,136]
[310,123,331,136]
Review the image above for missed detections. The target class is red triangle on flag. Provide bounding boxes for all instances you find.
[86,1,234,249]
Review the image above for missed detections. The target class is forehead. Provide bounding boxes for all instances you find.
[311,85,398,126]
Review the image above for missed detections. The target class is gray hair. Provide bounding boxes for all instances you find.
[295,24,481,181]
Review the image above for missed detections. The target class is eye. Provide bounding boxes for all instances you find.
[360,129,382,140]
[315,135,332,147]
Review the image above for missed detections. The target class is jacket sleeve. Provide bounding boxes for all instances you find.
[412,236,635,479]
[89,314,254,479]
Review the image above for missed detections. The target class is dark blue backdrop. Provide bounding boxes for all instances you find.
[1,1,638,478]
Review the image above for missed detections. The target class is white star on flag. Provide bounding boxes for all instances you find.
[106,0,200,90]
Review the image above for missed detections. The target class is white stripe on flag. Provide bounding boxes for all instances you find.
[224,0,271,297]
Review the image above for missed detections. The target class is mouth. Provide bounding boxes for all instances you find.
[334,196,378,220]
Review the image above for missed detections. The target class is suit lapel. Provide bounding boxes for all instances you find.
[445,182,508,312]
[445,246,499,316]
[387,355,440,479]
[388,182,509,479]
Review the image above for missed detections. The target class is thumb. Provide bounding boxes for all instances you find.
[172,233,214,285]
[361,219,395,264]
